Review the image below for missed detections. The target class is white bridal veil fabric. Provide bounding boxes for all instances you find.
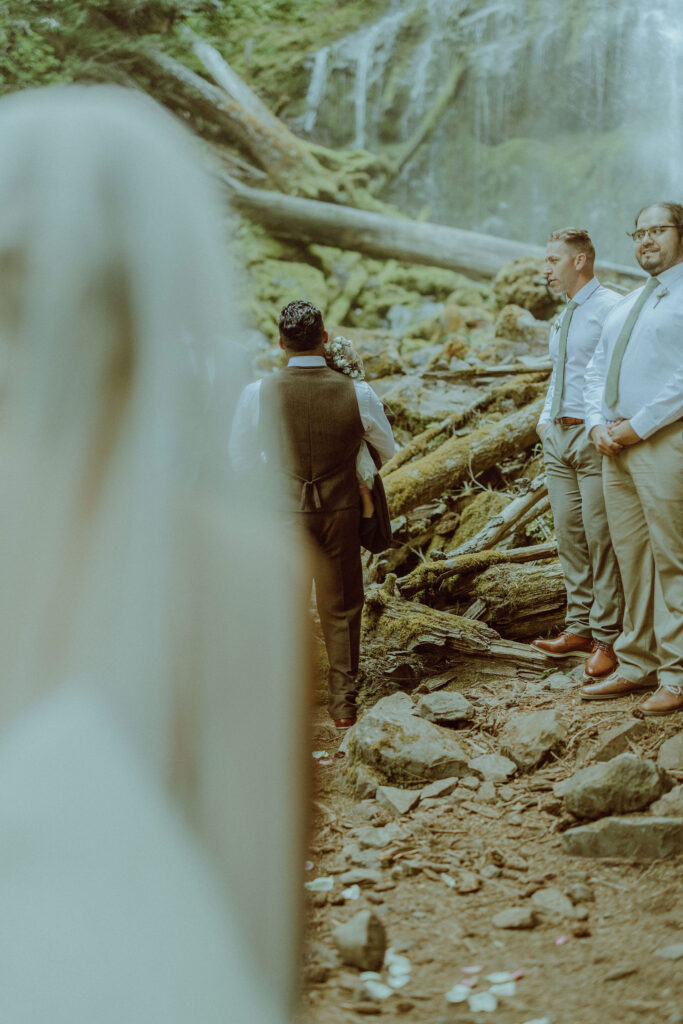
[0,85,306,1022]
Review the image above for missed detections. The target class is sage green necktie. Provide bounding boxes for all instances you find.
[549,299,579,419]
[604,276,660,408]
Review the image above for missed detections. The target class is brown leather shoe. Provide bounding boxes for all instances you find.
[584,640,618,679]
[639,687,683,716]
[580,674,657,701]
[334,718,357,729]
[532,631,593,659]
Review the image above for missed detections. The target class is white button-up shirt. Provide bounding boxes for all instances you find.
[538,278,622,426]
[584,261,683,440]
[229,355,396,473]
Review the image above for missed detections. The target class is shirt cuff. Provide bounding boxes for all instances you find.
[585,414,605,438]
[629,409,658,441]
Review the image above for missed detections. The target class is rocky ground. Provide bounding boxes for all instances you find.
[297,664,683,1024]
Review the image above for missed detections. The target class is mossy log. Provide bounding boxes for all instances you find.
[383,397,544,519]
[360,577,549,685]
[449,561,567,639]
[397,541,558,599]
[449,475,548,557]
[380,375,547,476]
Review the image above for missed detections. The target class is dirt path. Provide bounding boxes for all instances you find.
[298,679,683,1024]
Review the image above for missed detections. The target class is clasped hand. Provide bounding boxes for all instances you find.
[590,419,641,455]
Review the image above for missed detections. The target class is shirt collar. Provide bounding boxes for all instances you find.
[287,355,327,367]
[655,261,683,287]
[571,277,600,306]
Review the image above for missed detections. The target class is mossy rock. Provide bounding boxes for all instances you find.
[492,258,561,321]
[249,258,329,335]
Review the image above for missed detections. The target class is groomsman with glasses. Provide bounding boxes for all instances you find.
[581,202,683,715]
[532,228,623,678]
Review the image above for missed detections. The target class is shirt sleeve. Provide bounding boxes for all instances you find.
[629,368,683,439]
[538,367,556,426]
[583,339,608,437]
[228,381,262,474]
[354,381,396,464]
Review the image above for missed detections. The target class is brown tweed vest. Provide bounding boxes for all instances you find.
[262,365,364,512]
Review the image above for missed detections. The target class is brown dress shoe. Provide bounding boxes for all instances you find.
[639,687,683,716]
[334,718,357,729]
[532,631,593,659]
[580,674,657,701]
[584,641,618,679]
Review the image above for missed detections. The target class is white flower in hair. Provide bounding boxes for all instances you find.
[323,334,366,380]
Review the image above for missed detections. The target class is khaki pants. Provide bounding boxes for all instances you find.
[602,421,683,693]
[543,422,623,642]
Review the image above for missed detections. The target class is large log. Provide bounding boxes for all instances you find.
[360,577,549,688]
[397,540,558,600]
[383,398,544,519]
[224,176,644,282]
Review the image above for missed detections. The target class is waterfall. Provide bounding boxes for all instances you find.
[295,0,683,264]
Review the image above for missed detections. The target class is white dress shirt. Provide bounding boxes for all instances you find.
[229,355,395,473]
[538,278,622,426]
[584,262,683,439]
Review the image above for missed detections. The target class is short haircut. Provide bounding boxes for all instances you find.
[634,201,683,232]
[278,300,324,351]
[547,227,595,264]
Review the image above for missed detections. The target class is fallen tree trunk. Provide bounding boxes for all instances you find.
[381,375,547,476]
[360,577,549,688]
[449,475,549,557]
[397,540,558,599]
[223,176,644,282]
[383,397,544,519]
[456,561,566,638]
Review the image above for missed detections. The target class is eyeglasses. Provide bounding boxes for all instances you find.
[627,224,678,243]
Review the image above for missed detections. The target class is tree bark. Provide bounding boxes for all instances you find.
[397,540,558,599]
[383,398,544,519]
[448,475,549,557]
[223,176,644,282]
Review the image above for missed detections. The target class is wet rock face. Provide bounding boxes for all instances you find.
[492,258,561,320]
[345,693,470,785]
[499,709,566,771]
[554,753,670,820]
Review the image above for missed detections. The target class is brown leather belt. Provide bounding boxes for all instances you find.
[555,417,585,426]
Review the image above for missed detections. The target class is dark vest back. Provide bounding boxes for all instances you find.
[262,366,364,512]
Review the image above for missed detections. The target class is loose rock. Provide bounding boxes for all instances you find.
[492,906,538,929]
[421,777,460,800]
[554,753,669,820]
[499,710,566,771]
[376,785,421,816]
[562,816,683,860]
[468,753,517,782]
[649,785,683,817]
[653,943,683,961]
[347,694,470,785]
[414,691,474,725]
[594,721,648,762]
[531,887,575,918]
[658,732,683,773]
[332,910,387,972]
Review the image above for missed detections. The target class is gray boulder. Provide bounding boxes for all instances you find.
[346,693,470,785]
[649,785,683,817]
[414,691,474,725]
[499,709,566,771]
[468,753,517,782]
[658,732,683,772]
[562,816,683,860]
[594,721,648,762]
[554,753,669,820]
[332,910,387,971]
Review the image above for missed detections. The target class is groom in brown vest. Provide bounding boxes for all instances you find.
[258,301,395,727]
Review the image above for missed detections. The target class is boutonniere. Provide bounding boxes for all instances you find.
[654,287,669,308]
[552,317,562,332]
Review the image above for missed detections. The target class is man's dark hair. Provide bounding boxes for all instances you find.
[278,300,324,351]
[634,201,683,232]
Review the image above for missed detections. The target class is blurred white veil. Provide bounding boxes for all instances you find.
[0,85,306,1022]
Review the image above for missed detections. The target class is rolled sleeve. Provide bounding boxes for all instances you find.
[354,381,395,464]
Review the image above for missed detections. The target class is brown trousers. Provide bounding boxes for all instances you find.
[302,507,364,720]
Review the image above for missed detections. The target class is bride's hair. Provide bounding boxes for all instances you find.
[0,85,304,1016]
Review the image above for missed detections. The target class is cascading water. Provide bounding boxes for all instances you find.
[294,0,683,264]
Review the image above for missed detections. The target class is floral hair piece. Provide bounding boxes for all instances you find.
[323,335,366,380]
